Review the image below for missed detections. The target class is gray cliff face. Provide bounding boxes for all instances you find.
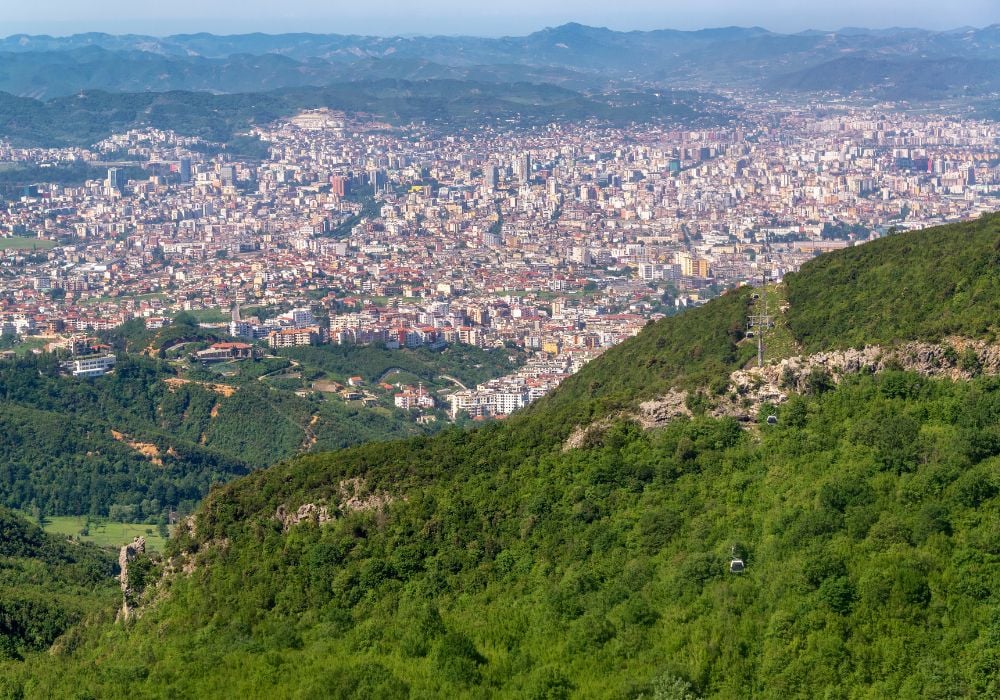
[117,536,146,622]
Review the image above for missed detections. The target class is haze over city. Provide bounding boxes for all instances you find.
[1,0,998,36]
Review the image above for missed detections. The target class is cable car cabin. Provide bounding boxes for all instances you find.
[729,558,746,574]
[766,415,778,425]
[746,331,755,338]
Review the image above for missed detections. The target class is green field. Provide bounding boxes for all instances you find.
[0,236,58,251]
[0,336,49,356]
[39,516,167,552]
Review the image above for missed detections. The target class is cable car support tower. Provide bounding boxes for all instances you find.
[748,273,773,368]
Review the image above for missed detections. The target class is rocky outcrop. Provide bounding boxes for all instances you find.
[637,390,692,428]
[714,339,1000,421]
[337,477,393,513]
[117,536,146,622]
[274,503,333,531]
[562,390,692,449]
[563,337,1000,448]
[563,420,606,451]
[274,478,394,531]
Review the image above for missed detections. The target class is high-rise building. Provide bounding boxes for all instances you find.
[571,246,592,266]
[515,153,531,184]
[368,168,386,193]
[107,168,126,193]
[178,157,192,183]
[330,175,349,197]
[290,308,315,328]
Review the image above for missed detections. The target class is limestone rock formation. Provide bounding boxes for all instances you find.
[274,502,333,531]
[563,338,1000,447]
[274,478,394,531]
[118,536,146,622]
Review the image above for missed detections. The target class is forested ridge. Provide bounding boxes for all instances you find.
[0,343,446,521]
[0,508,118,662]
[0,309,523,522]
[3,215,1000,697]
[0,81,722,148]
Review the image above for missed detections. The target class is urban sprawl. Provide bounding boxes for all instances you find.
[2,104,1000,419]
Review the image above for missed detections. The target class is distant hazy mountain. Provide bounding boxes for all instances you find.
[0,46,613,100]
[0,24,999,99]
[0,80,733,147]
[769,55,1000,99]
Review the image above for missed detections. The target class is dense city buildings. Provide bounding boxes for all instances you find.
[2,105,999,416]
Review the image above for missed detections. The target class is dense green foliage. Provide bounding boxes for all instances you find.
[0,354,246,519]
[104,314,222,354]
[7,369,1000,696]
[280,343,525,390]
[0,312,521,521]
[786,214,1000,351]
[0,508,118,661]
[531,287,756,436]
[0,349,436,520]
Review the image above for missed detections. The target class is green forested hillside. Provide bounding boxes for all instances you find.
[6,370,999,697]
[0,81,725,148]
[786,214,1000,351]
[0,310,522,523]
[534,212,1000,438]
[0,354,248,520]
[0,350,434,521]
[0,508,118,663]
[3,215,1000,698]
[534,286,757,436]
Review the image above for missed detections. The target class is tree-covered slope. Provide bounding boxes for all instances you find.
[0,354,250,520]
[0,309,521,524]
[0,350,433,521]
[6,215,1000,697]
[0,81,729,148]
[785,213,1000,352]
[0,508,118,664]
[7,370,1000,697]
[528,213,1000,439]
[532,286,756,437]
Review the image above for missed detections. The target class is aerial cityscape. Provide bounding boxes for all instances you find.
[4,106,1000,418]
[3,2,1000,697]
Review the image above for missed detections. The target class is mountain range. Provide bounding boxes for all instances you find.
[0,80,732,148]
[1,24,1000,99]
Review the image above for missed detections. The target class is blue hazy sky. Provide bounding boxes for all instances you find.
[1,0,997,37]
